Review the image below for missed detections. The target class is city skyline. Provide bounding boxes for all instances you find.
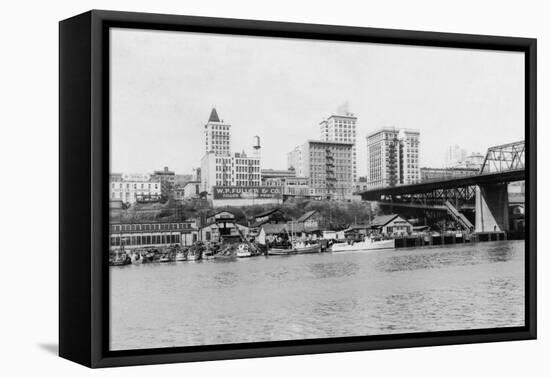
[110,28,525,176]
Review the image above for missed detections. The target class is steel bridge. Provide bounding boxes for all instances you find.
[358,141,525,232]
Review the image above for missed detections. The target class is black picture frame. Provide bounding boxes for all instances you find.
[59,9,537,368]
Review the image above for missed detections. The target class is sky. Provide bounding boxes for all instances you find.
[110,28,525,176]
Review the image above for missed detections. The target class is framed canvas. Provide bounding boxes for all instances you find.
[59,10,537,368]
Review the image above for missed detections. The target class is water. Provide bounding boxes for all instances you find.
[109,240,525,350]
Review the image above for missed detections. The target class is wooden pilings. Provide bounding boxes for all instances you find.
[394,231,507,249]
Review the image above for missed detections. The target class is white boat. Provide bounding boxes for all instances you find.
[236,244,252,258]
[331,238,395,252]
[175,252,187,261]
[187,252,200,261]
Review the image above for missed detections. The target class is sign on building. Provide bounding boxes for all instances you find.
[213,186,283,199]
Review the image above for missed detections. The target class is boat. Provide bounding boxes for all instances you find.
[141,250,155,263]
[202,249,216,260]
[159,254,173,263]
[187,251,201,261]
[267,247,295,256]
[293,241,321,254]
[175,251,187,261]
[331,237,395,252]
[109,244,131,266]
[130,251,142,263]
[236,244,252,258]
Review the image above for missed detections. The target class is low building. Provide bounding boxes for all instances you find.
[343,224,370,239]
[369,214,413,236]
[295,210,326,230]
[420,167,479,182]
[199,210,249,243]
[262,169,311,197]
[174,181,201,200]
[109,173,162,205]
[251,208,289,227]
[109,220,198,250]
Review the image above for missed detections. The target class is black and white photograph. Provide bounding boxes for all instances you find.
[107,26,527,352]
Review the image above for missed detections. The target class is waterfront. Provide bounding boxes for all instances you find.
[110,240,524,351]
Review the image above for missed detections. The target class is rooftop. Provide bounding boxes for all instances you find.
[306,140,354,146]
[366,127,420,139]
[370,214,400,227]
[208,107,220,123]
[296,210,317,222]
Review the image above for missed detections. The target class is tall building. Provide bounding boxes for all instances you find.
[366,127,420,189]
[288,140,354,199]
[444,145,468,167]
[319,106,357,183]
[204,108,231,156]
[200,109,262,194]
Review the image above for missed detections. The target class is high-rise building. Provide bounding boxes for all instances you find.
[288,140,354,199]
[366,127,420,189]
[204,108,231,156]
[444,145,468,167]
[319,106,357,184]
[200,108,262,194]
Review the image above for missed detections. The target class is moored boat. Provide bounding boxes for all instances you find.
[175,251,187,261]
[187,251,201,261]
[159,254,173,263]
[293,241,321,254]
[236,244,252,258]
[109,244,131,266]
[331,238,395,252]
[202,249,216,260]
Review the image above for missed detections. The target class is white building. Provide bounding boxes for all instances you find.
[174,180,201,200]
[201,150,261,194]
[110,173,162,204]
[366,127,420,189]
[204,107,231,156]
[288,140,354,200]
[319,106,357,184]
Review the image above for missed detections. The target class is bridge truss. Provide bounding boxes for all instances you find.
[480,141,525,174]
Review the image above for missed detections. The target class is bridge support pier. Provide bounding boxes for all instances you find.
[475,184,509,232]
